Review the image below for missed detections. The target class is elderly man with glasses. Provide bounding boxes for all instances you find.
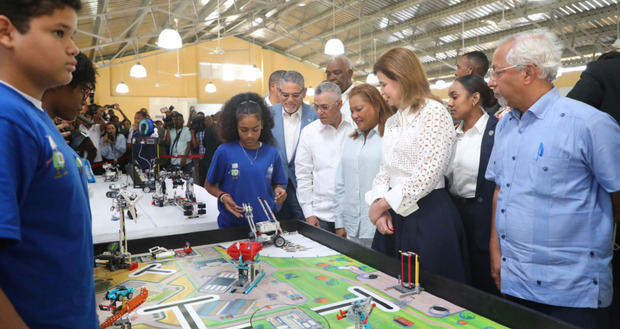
[295,82,355,233]
[270,70,317,221]
[486,29,620,329]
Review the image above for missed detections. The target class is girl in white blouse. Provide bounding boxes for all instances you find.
[366,47,468,283]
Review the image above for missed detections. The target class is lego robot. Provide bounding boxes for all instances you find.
[337,297,376,329]
[242,197,286,248]
[96,186,140,271]
[226,241,265,294]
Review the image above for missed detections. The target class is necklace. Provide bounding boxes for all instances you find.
[239,142,260,165]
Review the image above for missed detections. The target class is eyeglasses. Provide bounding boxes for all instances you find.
[489,65,517,79]
[280,90,303,99]
[313,102,339,112]
[80,85,92,101]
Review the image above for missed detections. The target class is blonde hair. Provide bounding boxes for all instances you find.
[349,84,394,138]
[373,47,439,111]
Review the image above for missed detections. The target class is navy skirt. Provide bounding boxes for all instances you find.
[373,188,469,284]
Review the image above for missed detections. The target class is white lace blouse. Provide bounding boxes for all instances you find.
[365,99,455,216]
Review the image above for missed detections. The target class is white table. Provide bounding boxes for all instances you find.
[89,175,219,244]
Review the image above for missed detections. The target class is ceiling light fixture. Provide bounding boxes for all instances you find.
[324,0,344,56]
[157,0,182,49]
[204,81,216,93]
[129,40,147,78]
[130,62,147,78]
[115,81,129,94]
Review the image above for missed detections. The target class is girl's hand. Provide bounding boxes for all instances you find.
[222,194,243,218]
[274,186,287,204]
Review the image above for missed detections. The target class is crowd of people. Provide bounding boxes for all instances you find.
[0,1,619,328]
[201,33,620,329]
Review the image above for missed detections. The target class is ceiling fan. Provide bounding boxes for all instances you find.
[198,0,248,55]
[485,0,512,30]
[159,48,197,78]
[153,56,168,87]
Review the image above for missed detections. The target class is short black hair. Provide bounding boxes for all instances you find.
[68,52,97,90]
[463,51,490,77]
[218,92,275,145]
[597,51,620,61]
[268,70,286,87]
[0,0,82,34]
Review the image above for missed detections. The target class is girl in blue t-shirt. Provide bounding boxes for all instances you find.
[205,92,287,228]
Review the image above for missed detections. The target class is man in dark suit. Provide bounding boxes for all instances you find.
[567,51,620,125]
[270,71,318,221]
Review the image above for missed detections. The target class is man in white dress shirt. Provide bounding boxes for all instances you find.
[326,56,354,123]
[264,70,286,107]
[296,82,355,232]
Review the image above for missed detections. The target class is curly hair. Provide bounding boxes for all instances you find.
[217,92,275,146]
[68,52,97,90]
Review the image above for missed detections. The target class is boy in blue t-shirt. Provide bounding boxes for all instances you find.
[0,1,98,328]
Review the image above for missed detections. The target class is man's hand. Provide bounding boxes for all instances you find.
[369,198,390,224]
[490,236,502,291]
[375,213,394,235]
[306,216,320,227]
[54,120,72,143]
[335,228,347,238]
[274,186,287,204]
[221,194,243,218]
[490,186,502,291]
[93,109,104,124]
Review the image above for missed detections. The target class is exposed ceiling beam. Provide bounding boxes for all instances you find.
[110,0,155,61]
[260,0,361,47]
[314,0,610,70]
[304,0,583,63]
[87,0,109,59]
[181,0,228,41]
[422,26,616,77]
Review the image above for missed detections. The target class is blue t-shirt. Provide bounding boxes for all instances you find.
[207,142,287,228]
[0,83,97,328]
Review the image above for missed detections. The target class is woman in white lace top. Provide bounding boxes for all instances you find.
[366,47,468,283]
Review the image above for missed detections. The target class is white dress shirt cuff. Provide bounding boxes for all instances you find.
[365,185,389,205]
[300,204,313,219]
[385,184,419,217]
[334,215,344,229]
